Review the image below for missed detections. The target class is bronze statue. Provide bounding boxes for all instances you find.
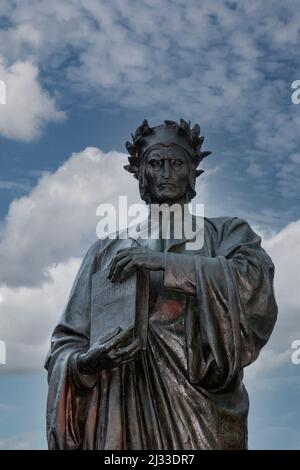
[45,119,278,449]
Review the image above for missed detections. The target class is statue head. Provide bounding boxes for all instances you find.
[124,119,211,204]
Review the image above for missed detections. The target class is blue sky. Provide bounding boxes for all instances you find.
[0,0,300,449]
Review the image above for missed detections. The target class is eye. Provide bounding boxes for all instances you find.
[170,159,183,168]
[148,160,163,169]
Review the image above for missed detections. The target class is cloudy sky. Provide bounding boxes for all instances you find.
[0,0,300,449]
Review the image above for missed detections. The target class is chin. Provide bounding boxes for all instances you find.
[157,189,177,198]
[154,194,183,204]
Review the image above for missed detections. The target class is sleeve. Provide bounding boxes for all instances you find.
[164,252,197,295]
[163,217,278,392]
[44,240,101,450]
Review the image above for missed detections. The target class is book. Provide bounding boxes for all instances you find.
[90,266,150,350]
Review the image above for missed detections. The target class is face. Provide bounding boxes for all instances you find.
[145,145,190,204]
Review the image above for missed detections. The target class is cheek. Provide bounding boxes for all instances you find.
[178,171,189,187]
[145,170,156,185]
[145,170,160,193]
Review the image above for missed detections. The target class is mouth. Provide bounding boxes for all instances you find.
[158,183,176,189]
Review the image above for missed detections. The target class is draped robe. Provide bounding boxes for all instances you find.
[45,216,278,450]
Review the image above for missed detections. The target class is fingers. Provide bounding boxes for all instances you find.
[86,335,142,372]
[108,249,131,275]
[100,327,134,353]
[109,256,132,283]
[116,247,142,255]
[107,247,149,281]
[107,337,142,364]
[117,261,136,283]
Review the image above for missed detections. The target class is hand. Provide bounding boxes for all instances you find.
[77,327,142,375]
[107,247,165,283]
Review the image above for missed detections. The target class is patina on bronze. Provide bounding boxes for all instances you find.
[45,119,278,450]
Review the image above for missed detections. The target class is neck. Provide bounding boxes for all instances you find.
[149,195,187,207]
[146,199,192,241]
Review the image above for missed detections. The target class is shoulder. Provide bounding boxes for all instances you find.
[204,216,254,233]
[203,216,259,248]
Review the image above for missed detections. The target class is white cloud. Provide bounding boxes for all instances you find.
[0,432,40,450]
[0,179,31,193]
[275,161,300,199]
[245,220,300,382]
[247,161,264,178]
[0,147,140,287]
[264,220,300,348]
[0,0,300,156]
[0,258,80,371]
[0,55,65,141]
[245,349,292,383]
[290,153,300,164]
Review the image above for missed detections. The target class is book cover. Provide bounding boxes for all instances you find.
[90,266,149,350]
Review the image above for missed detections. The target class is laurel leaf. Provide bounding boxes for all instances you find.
[200,150,212,159]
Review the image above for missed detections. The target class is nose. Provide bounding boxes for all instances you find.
[162,159,170,178]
